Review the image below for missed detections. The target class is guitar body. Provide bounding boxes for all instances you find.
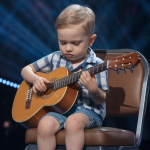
[12,67,79,129]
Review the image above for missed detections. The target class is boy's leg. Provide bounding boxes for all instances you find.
[37,115,60,150]
[65,113,90,150]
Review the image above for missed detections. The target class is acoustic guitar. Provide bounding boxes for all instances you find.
[12,52,140,129]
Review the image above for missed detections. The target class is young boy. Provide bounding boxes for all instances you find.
[21,4,109,150]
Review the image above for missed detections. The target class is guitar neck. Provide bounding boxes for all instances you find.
[52,61,107,91]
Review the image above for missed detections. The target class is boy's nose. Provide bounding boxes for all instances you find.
[66,44,73,52]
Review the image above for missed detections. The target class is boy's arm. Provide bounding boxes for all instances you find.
[90,88,106,104]
[79,71,106,104]
[21,64,50,93]
[21,64,38,84]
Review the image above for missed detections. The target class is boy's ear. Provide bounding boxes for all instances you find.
[89,34,97,47]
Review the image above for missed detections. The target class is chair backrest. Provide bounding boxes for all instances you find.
[95,49,149,147]
[95,49,148,117]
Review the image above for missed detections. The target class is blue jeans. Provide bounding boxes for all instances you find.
[40,104,103,131]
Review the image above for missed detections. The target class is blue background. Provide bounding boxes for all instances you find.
[0,0,150,149]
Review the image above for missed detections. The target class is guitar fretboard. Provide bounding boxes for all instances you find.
[48,61,107,91]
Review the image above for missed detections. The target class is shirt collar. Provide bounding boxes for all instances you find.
[86,47,97,64]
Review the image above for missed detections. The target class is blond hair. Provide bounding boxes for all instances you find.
[55,4,95,36]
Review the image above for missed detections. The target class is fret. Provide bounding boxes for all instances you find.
[74,74,76,82]
[97,65,98,73]
[93,67,95,74]
[66,77,68,85]
[79,71,82,79]
[75,73,76,81]
[72,74,74,83]
[63,79,65,87]
[63,77,67,87]
[57,80,59,89]
[55,81,57,90]
[71,75,74,83]
[68,76,70,84]
[78,72,80,79]
[56,81,58,90]
[62,78,64,87]
[60,79,62,88]
[67,76,70,85]
[57,80,60,89]
[69,76,71,84]
[53,80,56,91]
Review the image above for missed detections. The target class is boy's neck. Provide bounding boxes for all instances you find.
[72,60,84,70]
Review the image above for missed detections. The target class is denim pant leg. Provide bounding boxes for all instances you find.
[40,112,67,131]
[74,106,103,128]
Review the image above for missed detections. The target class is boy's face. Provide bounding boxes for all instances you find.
[57,24,95,64]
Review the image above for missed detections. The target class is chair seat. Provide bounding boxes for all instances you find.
[25,127,135,146]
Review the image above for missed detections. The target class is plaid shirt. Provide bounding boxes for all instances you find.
[33,48,109,120]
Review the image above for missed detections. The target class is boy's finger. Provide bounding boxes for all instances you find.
[42,78,50,83]
[36,83,44,92]
[81,71,87,77]
[40,81,46,89]
[91,74,95,79]
[79,76,86,85]
[85,71,91,77]
[32,86,37,93]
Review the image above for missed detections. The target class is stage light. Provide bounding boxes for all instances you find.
[6,81,10,85]
[13,83,17,88]
[3,121,10,128]
[0,77,20,89]
[10,82,14,87]
[3,79,6,84]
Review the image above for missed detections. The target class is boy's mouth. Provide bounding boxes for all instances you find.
[66,54,73,58]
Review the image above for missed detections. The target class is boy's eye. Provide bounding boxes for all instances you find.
[73,42,80,46]
[60,42,66,45]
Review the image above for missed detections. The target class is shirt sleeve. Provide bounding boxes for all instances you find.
[32,53,54,73]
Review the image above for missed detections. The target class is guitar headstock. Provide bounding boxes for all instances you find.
[107,52,141,74]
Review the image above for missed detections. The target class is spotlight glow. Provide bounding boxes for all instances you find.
[0,78,20,89]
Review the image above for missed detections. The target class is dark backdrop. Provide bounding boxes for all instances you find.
[0,0,149,150]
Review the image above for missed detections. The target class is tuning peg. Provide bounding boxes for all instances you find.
[130,67,133,73]
[116,69,119,75]
[124,69,126,74]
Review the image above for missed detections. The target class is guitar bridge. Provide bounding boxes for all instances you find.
[25,87,33,109]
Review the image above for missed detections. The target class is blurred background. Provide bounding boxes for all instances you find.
[0,0,150,149]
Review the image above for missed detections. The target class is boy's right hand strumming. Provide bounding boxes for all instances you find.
[21,64,50,93]
[32,76,50,93]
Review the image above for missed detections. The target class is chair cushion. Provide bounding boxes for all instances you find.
[25,127,135,146]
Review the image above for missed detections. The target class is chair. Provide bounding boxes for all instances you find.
[24,49,149,150]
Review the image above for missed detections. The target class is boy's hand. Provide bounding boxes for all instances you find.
[79,71,98,94]
[32,76,50,93]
